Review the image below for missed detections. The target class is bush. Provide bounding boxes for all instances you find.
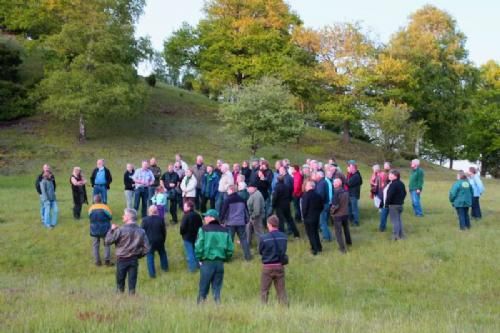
[146,74,157,87]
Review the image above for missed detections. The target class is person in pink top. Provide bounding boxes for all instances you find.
[291,165,303,223]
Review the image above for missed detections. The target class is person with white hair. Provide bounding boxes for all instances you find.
[70,166,88,220]
[90,159,112,204]
[216,163,234,212]
[409,159,424,217]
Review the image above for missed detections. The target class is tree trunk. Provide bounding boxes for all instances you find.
[449,158,453,170]
[342,120,350,144]
[79,115,86,142]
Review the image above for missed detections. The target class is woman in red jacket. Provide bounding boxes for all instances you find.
[292,165,303,223]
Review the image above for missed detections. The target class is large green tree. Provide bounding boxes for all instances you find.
[381,5,476,163]
[220,76,305,155]
[464,60,500,177]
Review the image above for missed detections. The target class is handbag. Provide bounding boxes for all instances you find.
[270,233,288,265]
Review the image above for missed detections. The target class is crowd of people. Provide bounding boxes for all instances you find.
[34,154,485,302]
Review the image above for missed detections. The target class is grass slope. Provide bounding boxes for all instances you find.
[0,84,499,332]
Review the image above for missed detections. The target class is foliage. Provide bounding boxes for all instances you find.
[220,77,305,155]
[315,22,376,143]
[145,74,157,87]
[464,60,500,177]
[365,101,426,160]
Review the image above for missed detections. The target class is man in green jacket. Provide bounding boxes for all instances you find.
[195,209,234,304]
[409,159,424,217]
[449,171,473,230]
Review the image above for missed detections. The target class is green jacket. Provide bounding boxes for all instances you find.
[449,180,473,208]
[195,221,234,262]
[409,168,424,191]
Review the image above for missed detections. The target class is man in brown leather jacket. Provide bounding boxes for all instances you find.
[105,208,150,294]
[330,179,352,253]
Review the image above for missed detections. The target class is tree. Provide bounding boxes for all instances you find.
[220,77,305,155]
[163,22,198,86]
[382,5,476,163]
[34,0,148,141]
[315,22,376,143]
[365,101,426,160]
[464,60,500,177]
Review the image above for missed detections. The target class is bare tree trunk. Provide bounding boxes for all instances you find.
[449,158,453,170]
[342,120,350,144]
[79,115,86,142]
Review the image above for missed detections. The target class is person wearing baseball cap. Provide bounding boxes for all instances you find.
[194,208,234,304]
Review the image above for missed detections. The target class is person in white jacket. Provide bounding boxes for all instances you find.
[216,163,234,212]
[180,169,197,206]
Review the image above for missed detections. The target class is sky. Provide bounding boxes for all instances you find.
[136,0,500,75]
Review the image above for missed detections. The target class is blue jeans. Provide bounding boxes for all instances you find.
[456,207,471,230]
[319,203,332,241]
[43,200,58,227]
[93,184,108,204]
[39,196,44,224]
[379,207,389,231]
[349,196,359,225]
[134,187,149,217]
[410,190,423,216]
[183,240,198,272]
[198,261,224,304]
[146,245,168,278]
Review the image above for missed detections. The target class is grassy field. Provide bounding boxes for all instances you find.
[0,84,499,332]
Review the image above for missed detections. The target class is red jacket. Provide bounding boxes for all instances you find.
[293,172,303,198]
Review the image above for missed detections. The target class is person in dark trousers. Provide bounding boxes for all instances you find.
[330,179,352,253]
[90,159,112,204]
[272,175,300,238]
[105,208,150,295]
[346,160,363,226]
[148,157,162,205]
[201,165,219,212]
[141,205,168,278]
[259,215,289,305]
[301,180,323,255]
[195,209,234,304]
[180,201,203,272]
[241,160,252,185]
[36,164,56,224]
[314,171,333,241]
[70,166,88,220]
[132,160,155,218]
[449,170,474,230]
[88,194,113,266]
[383,169,407,240]
[160,164,180,224]
[220,185,252,261]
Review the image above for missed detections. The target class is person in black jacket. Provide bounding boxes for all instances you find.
[141,205,168,278]
[301,181,323,255]
[36,164,56,224]
[346,160,363,226]
[160,164,180,224]
[90,159,112,204]
[241,160,252,185]
[272,175,300,238]
[123,164,135,209]
[180,201,203,272]
[383,169,407,240]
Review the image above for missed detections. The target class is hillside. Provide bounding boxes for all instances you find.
[0,84,499,332]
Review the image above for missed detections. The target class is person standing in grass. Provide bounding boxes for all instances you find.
[180,168,197,206]
[346,160,363,227]
[383,170,407,240]
[272,175,300,238]
[161,164,180,224]
[195,209,234,304]
[36,164,56,224]
[191,155,206,210]
[141,205,168,278]
[314,171,333,241]
[88,194,113,266]
[409,159,424,217]
[220,185,252,261]
[241,160,252,185]
[449,171,474,230]
[105,208,150,295]
[201,165,219,212]
[123,163,135,209]
[216,163,234,212]
[467,166,485,219]
[40,170,58,229]
[90,159,112,204]
[246,182,266,248]
[378,162,391,232]
[259,215,289,305]
[70,166,88,220]
[291,165,303,223]
[132,160,155,218]
[330,179,352,253]
[148,157,162,206]
[180,201,203,272]
[301,180,323,255]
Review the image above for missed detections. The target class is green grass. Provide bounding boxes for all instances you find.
[1,84,499,332]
